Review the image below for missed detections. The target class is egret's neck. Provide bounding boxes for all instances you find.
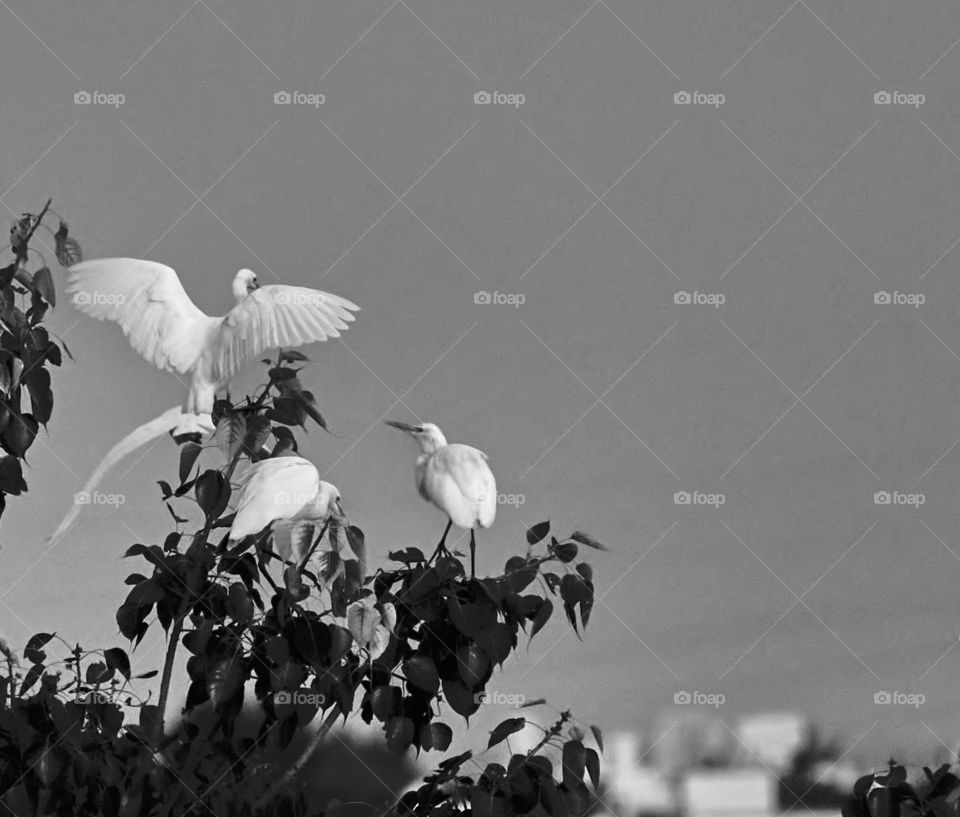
[232,280,249,301]
[416,434,446,455]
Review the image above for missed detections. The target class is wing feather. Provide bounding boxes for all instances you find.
[212,285,358,381]
[66,258,213,373]
[231,456,321,539]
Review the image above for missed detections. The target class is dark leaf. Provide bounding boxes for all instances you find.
[488,717,525,749]
[403,654,440,695]
[23,632,53,664]
[529,598,553,642]
[104,648,131,680]
[195,469,230,520]
[590,725,604,753]
[278,350,309,363]
[0,454,27,495]
[296,390,327,430]
[386,716,415,754]
[32,267,55,307]
[562,740,587,788]
[214,412,247,461]
[526,521,550,546]
[585,748,600,790]
[18,664,43,696]
[24,367,52,425]
[55,221,82,267]
[178,442,202,484]
[3,413,38,458]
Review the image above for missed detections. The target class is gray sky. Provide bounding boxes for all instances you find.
[3,0,960,768]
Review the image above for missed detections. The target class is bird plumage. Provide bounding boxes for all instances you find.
[67,258,359,414]
[229,455,340,541]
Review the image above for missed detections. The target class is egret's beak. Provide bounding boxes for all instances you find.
[247,280,260,293]
[385,420,422,434]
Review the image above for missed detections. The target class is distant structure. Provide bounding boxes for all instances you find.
[735,712,812,773]
[605,732,675,816]
[682,769,776,817]
[653,711,733,779]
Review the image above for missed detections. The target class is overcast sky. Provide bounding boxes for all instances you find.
[4,0,960,769]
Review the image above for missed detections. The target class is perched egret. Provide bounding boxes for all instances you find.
[50,258,358,544]
[230,453,343,564]
[67,258,359,417]
[385,421,496,577]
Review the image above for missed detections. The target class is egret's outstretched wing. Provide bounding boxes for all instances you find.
[230,455,321,540]
[424,444,497,528]
[47,405,187,544]
[67,258,214,373]
[213,285,359,381]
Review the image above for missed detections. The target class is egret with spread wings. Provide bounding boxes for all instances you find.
[49,258,358,543]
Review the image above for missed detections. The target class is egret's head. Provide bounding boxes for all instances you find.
[233,268,260,299]
[385,420,447,453]
[318,481,344,519]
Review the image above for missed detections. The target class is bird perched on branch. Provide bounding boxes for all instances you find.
[49,258,358,544]
[385,420,496,577]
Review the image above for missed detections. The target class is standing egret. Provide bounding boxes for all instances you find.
[49,258,358,543]
[385,421,496,577]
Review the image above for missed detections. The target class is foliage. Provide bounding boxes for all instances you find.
[842,760,960,817]
[1,316,606,815]
[0,200,79,517]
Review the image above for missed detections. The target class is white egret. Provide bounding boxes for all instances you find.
[67,258,359,418]
[50,258,358,544]
[230,458,342,543]
[385,421,496,577]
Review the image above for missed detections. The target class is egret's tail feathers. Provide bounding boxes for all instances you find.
[47,405,188,544]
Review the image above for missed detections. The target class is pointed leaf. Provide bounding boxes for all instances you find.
[570,531,607,551]
[32,267,55,307]
[488,717,526,749]
[178,442,202,484]
[104,648,131,681]
[529,598,553,642]
[526,521,550,546]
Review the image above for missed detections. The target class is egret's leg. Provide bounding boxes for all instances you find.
[430,519,454,563]
[469,529,477,580]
